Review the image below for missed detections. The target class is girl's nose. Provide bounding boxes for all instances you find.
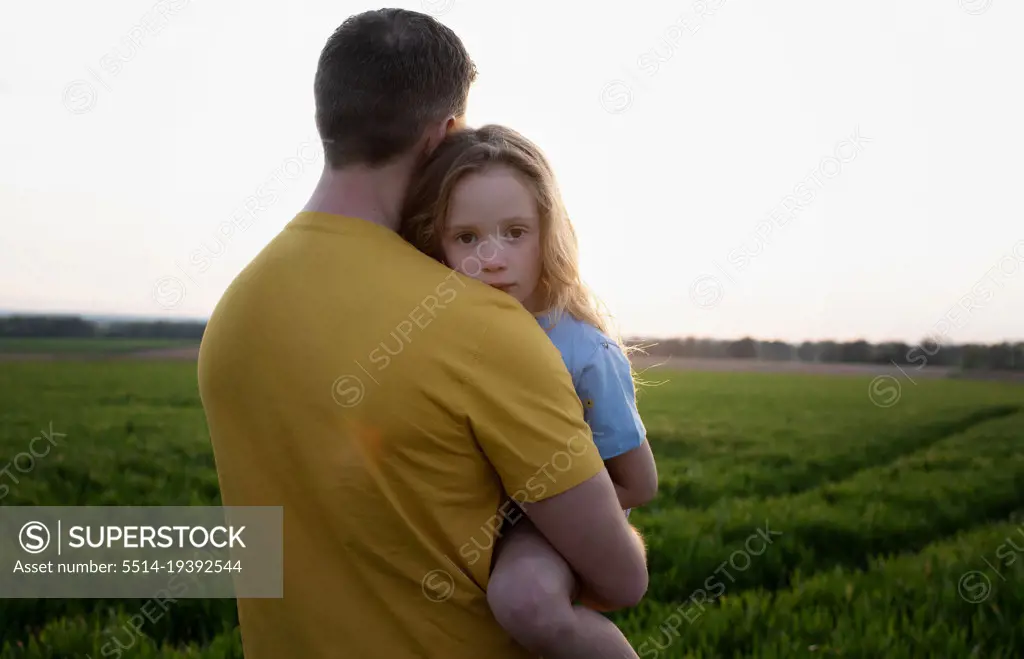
[480,244,508,270]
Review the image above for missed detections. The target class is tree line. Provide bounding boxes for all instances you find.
[1,314,1020,371]
[0,315,205,340]
[625,336,1024,372]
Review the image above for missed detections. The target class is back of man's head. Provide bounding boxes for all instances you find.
[314,9,477,169]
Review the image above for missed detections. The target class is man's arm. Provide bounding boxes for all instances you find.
[462,305,649,612]
[520,469,649,610]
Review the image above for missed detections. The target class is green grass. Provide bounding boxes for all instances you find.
[0,339,199,354]
[0,362,1022,657]
[623,517,1024,658]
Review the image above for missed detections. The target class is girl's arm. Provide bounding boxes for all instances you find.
[575,336,657,511]
[605,439,658,510]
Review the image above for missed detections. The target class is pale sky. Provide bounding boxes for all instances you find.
[2,0,1022,345]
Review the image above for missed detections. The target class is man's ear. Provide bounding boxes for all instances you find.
[418,114,465,162]
[421,119,451,158]
[446,113,467,133]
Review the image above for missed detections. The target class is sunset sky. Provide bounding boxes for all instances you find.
[2,0,1022,344]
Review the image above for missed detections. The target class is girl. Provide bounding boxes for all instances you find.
[400,124,658,658]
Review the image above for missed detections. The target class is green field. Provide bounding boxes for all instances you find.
[0,360,1022,657]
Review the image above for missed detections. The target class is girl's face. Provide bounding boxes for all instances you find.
[440,165,545,312]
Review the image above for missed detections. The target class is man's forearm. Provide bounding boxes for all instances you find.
[574,525,647,611]
[629,523,647,559]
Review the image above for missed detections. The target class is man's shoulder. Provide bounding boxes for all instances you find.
[457,291,557,356]
[444,296,577,394]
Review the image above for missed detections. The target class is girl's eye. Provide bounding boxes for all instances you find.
[456,234,476,244]
[507,228,526,239]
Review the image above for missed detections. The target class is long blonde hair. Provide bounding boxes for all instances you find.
[400,124,625,349]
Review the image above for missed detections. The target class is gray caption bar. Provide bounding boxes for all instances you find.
[0,506,282,598]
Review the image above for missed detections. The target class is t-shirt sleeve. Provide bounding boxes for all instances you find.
[463,311,606,505]
[576,339,647,461]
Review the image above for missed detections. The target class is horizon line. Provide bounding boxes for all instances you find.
[1,308,1021,347]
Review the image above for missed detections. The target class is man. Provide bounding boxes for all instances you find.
[197,8,648,658]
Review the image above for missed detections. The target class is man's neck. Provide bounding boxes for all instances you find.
[302,160,414,233]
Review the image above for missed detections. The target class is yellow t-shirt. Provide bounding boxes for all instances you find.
[197,211,606,658]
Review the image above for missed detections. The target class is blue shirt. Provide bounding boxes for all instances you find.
[537,311,647,461]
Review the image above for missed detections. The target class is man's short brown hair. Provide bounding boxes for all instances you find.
[314,9,478,168]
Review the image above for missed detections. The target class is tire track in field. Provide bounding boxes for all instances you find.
[625,513,1024,657]
[639,411,1024,607]
[654,404,1021,509]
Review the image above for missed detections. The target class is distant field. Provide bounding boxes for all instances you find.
[629,355,957,378]
[0,340,982,383]
[0,361,1022,657]
[2,339,1020,387]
